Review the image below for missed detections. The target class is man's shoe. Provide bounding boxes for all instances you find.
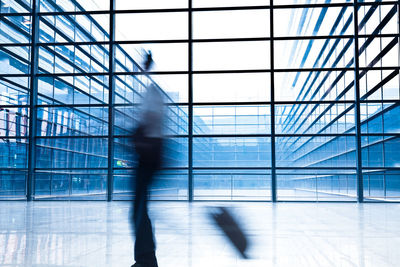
[131,263,156,267]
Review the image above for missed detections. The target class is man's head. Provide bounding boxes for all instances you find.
[144,51,154,71]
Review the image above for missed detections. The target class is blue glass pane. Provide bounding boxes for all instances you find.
[274,6,353,37]
[275,39,354,69]
[362,136,400,168]
[276,104,355,135]
[384,137,400,168]
[278,169,357,201]
[0,108,29,137]
[0,76,30,104]
[39,15,109,43]
[40,0,109,12]
[194,105,270,135]
[194,170,271,200]
[164,138,188,168]
[37,107,108,137]
[113,169,188,200]
[0,46,30,75]
[276,136,356,168]
[150,170,188,200]
[0,170,26,199]
[114,137,135,168]
[1,0,32,13]
[0,16,31,43]
[364,170,400,201]
[113,137,188,169]
[275,71,355,102]
[193,137,271,168]
[36,138,108,168]
[35,170,107,199]
[383,105,400,133]
[38,76,109,105]
[0,138,28,168]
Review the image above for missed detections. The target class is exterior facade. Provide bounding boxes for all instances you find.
[0,0,399,201]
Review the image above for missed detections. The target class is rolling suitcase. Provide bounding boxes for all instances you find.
[209,206,249,259]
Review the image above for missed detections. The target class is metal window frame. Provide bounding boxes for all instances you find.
[1,0,398,202]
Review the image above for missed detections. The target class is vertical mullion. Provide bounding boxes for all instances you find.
[107,0,115,201]
[353,0,364,203]
[270,1,277,202]
[188,0,194,202]
[27,0,40,201]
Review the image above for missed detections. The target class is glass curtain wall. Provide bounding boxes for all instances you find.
[0,0,32,199]
[0,0,399,201]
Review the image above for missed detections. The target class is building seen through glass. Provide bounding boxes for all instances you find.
[0,0,399,201]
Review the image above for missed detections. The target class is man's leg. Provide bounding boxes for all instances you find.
[133,164,158,267]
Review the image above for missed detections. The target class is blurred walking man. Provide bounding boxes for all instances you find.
[131,52,164,267]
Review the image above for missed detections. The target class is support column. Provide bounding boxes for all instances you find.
[353,0,364,203]
[270,1,277,202]
[107,0,116,201]
[27,0,40,201]
[188,0,194,202]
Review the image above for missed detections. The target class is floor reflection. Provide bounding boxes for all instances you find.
[1,201,400,266]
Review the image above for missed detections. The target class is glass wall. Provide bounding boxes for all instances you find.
[0,0,399,201]
[0,0,32,199]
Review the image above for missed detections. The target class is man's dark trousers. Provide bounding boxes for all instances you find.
[132,138,162,267]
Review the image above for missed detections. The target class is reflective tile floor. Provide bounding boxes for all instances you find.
[1,201,400,267]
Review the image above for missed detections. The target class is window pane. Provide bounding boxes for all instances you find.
[193,105,271,135]
[360,102,400,134]
[278,170,357,201]
[0,46,31,75]
[275,71,355,101]
[274,7,353,37]
[116,43,188,72]
[164,137,188,168]
[0,170,27,199]
[39,0,109,12]
[114,137,189,169]
[113,169,188,200]
[0,138,28,168]
[363,170,400,202]
[194,73,270,103]
[193,0,269,8]
[0,108,29,137]
[115,13,188,41]
[276,104,355,135]
[37,106,108,137]
[36,137,108,168]
[194,10,270,39]
[0,16,31,43]
[359,37,399,68]
[194,170,271,200]
[116,0,187,10]
[359,70,399,101]
[39,15,109,43]
[0,76,30,104]
[274,38,354,69]
[194,41,270,70]
[276,136,356,168]
[276,0,351,4]
[358,4,398,35]
[193,137,271,168]
[38,75,109,105]
[150,170,188,200]
[35,169,107,200]
[1,0,32,13]
[38,45,109,74]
